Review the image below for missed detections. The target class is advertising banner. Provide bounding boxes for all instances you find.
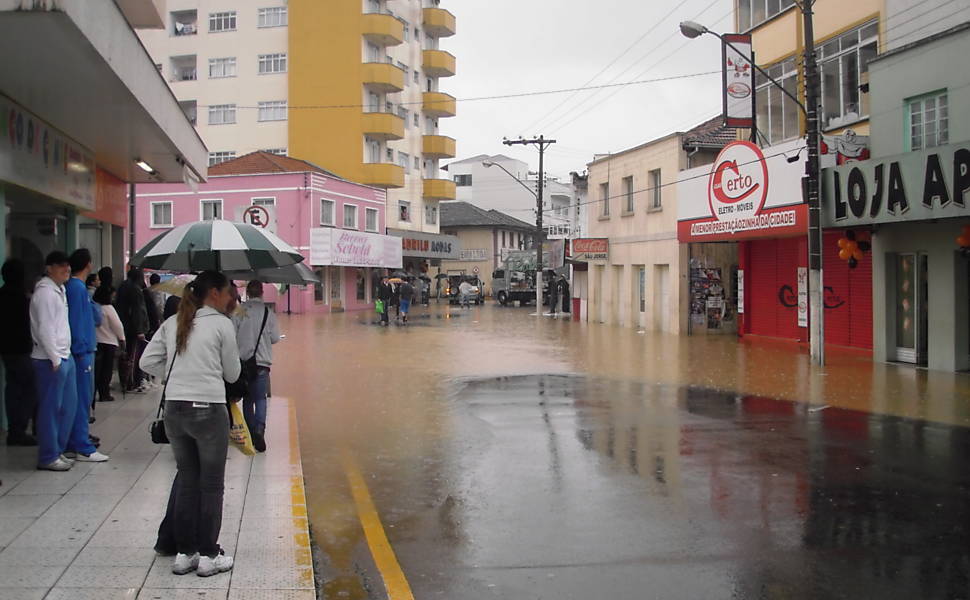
[677,139,808,243]
[570,238,609,262]
[310,228,401,268]
[460,248,488,261]
[0,94,95,210]
[797,267,808,328]
[722,34,753,128]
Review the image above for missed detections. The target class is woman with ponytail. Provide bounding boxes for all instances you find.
[140,271,241,577]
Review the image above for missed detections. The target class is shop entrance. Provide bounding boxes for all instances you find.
[894,253,928,365]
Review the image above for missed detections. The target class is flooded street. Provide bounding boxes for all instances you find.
[271,303,970,599]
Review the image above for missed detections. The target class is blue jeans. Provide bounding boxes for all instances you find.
[33,356,77,465]
[243,368,269,435]
[67,352,97,454]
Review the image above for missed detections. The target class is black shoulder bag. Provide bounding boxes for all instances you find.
[226,306,268,400]
[149,353,178,444]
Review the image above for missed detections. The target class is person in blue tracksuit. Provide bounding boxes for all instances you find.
[63,249,109,463]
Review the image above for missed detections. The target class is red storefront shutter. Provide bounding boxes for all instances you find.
[822,231,873,350]
[747,238,802,340]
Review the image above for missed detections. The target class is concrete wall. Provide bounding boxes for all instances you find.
[872,222,970,372]
[869,26,970,156]
[586,135,688,332]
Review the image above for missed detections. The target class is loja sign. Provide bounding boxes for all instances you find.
[822,142,970,227]
[310,228,402,268]
[678,139,808,243]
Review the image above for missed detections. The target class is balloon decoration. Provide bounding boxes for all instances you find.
[957,225,970,249]
[835,230,870,269]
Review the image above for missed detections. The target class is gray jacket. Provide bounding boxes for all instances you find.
[233,299,280,368]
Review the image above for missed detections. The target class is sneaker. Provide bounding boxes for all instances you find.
[172,552,199,575]
[75,451,109,462]
[38,458,72,471]
[62,452,77,461]
[197,553,233,577]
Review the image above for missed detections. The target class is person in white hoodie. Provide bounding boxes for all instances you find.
[31,251,77,471]
[140,270,241,578]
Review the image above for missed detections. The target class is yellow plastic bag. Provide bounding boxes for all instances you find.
[228,402,256,456]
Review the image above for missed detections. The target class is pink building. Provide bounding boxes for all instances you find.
[134,152,402,313]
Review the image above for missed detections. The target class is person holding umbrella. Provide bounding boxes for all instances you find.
[376,276,393,326]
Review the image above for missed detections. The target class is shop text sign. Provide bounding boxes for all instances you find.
[387,229,461,260]
[570,238,609,261]
[678,140,808,243]
[822,142,970,227]
[0,94,95,210]
[310,228,402,268]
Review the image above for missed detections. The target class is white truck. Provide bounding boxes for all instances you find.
[491,250,561,306]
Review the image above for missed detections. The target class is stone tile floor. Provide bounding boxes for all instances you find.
[0,387,314,599]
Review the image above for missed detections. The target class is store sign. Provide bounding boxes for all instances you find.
[722,34,753,128]
[678,139,808,243]
[310,228,402,268]
[387,229,461,259]
[0,94,95,210]
[821,141,970,227]
[570,238,609,262]
[460,248,488,261]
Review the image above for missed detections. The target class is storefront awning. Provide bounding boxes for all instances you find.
[0,0,207,186]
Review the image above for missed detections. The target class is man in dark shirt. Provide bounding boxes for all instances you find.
[0,259,38,445]
[114,267,148,392]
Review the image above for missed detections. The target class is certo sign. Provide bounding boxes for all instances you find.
[822,142,970,227]
[677,139,807,243]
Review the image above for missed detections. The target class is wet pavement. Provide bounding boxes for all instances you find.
[271,302,970,599]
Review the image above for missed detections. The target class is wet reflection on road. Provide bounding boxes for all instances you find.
[271,304,970,599]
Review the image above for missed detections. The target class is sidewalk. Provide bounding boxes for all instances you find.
[0,387,314,599]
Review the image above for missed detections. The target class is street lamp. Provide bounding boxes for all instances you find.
[482,158,546,312]
[679,5,825,365]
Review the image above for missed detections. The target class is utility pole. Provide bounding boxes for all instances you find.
[503,135,557,313]
[801,1,824,366]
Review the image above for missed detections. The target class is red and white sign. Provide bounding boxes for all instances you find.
[722,34,753,128]
[677,139,808,243]
[569,238,609,261]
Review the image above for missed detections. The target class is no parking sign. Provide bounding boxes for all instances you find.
[235,204,277,233]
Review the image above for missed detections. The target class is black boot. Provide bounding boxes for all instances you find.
[253,430,267,453]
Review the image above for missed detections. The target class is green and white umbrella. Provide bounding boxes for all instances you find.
[132,221,304,272]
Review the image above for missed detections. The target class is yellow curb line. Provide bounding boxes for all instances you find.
[341,449,416,600]
[286,398,316,582]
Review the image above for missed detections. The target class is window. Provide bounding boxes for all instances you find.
[258,53,287,74]
[649,169,662,210]
[753,58,799,145]
[151,202,173,228]
[414,157,420,171]
[258,100,287,122]
[425,205,437,225]
[414,70,420,84]
[260,148,287,156]
[454,174,472,186]
[398,152,410,169]
[200,199,223,221]
[399,201,411,222]
[737,0,796,31]
[600,183,610,216]
[398,106,409,121]
[367,140,381,163]
[622,176,634,213]
[179,100,197,125]
[413,114,419,128]
[502,231,507,247]
[314,268,325,303]
[208,11,236,32]
[819,21,878,130]
[908,92,948,151]
[344,204,358,229]
[208,151,235,166]
[171,10,197,36]
[252,197,275,208]
[208,57,236,78]
[403,22,410,41]
[170,55,197,81]
[208,104,236,125]
[365,207,379,232]
[321,199,335,225]
[386,148,394,163]
[257,6,287,28]
[356,268,366,301]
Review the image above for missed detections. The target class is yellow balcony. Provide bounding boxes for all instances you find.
[362,112,405,141]
[423,178,457,200]
[362,13,404,46]
[422,7,456,38]
[422,91,456,118]
[422,134,456,158]
[422,49,456,78]
[360,163,405,189]
[362,62,404,93]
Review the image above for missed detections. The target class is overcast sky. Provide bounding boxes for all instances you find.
[437,0,734,181]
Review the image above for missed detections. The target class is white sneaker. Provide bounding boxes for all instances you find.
[60,453,76,464]
[172,552,199,575]
[37,458,72,471]
[75,451,109,462]
[197,553,233,577]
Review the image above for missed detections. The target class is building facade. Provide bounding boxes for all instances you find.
[137,0,458,250]
[135,152,401,314]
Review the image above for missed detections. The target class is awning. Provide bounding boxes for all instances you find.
[0,0,207,186]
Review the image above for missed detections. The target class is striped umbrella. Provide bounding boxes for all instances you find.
[132,221,304,272]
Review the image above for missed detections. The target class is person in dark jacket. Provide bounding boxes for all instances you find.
[115,267,149,392]
[163,294,181,321]
[558,274,571,313]
[377,277,393,326]
[0,259,38,446]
